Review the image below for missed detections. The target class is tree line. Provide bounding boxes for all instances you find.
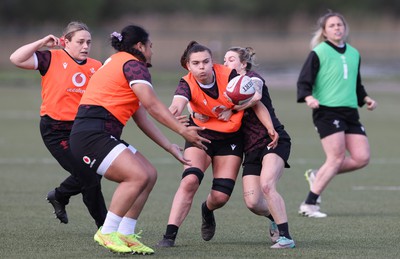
[1,0,398,27]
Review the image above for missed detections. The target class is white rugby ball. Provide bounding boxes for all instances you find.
[226,75,255,105]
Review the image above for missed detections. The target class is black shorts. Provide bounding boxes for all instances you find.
[40,115,104,188]
[70,129,131,175]
[185,132,243,158]
[70,108,133,176]
[242,134,291,177]
[40,115,75,174]
[312,106,367,139]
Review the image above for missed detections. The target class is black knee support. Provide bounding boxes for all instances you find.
[212,178,235,196]
[182,167,204,185]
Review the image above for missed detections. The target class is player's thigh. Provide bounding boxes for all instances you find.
[345,134,370,160]
[212,155,241,179]
[183,146,211,171]
[320,131,347,159]
[242,175,263,202]
[260,153,285,184]
[105,149,152,183]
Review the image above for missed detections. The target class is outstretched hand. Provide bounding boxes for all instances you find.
[183,126,210,150]
[168,144,192,166]
[176,114,189,126]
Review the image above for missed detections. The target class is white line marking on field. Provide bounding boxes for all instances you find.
[290,158,400,165]
[1,157,400,166]
[0,157,177,165]
[352,186,400,191]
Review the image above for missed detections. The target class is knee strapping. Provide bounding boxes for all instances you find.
[212,178,235,196]
[182,167,204,184]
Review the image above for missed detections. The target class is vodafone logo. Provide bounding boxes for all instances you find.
[83,156,91,164]
[72,72,87,87]
[83,156,97,168]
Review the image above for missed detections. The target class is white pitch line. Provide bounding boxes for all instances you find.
[0,157,177,165]
[1,157,400,165]
[352,186,400,191]
[289,158,400,165]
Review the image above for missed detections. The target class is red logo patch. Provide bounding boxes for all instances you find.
[83,156,91,164]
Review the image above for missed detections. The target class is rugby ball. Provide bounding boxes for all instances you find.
[226,75,255,105]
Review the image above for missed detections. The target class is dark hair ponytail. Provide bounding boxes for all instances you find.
[110,25,149,63]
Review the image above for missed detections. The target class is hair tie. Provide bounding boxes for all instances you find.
[110,31,123,42]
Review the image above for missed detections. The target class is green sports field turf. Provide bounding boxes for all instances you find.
[0,74,399,258]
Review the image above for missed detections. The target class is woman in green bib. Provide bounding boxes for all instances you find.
[297,11,377,218]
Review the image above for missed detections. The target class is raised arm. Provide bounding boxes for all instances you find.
[10,34,62,69]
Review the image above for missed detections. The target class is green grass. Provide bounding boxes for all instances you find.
[0,76,399,258]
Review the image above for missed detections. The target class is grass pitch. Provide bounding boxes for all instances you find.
[0,74,399,258]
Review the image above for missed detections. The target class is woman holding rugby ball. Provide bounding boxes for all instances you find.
[157,41,278,248]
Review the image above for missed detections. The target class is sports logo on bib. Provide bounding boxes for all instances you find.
[72,72,87,87]
[83,155,97,168]
[83,156,91,164]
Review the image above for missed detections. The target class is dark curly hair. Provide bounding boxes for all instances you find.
[110,25,149,63]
